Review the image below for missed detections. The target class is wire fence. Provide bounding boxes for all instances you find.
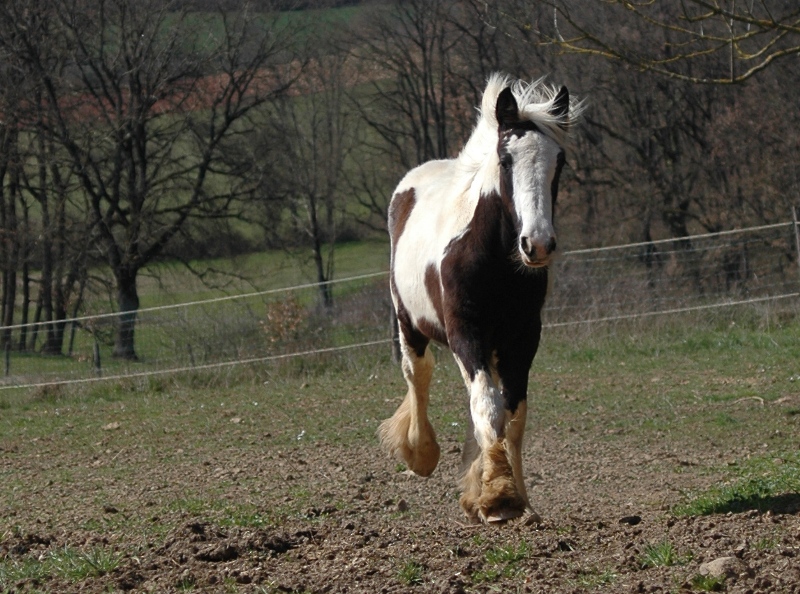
[1,221,799,390]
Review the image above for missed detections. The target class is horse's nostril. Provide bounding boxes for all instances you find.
[520,236,556,259]
[520,236,533,256]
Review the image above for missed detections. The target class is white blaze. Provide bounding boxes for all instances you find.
[507,131,559,249]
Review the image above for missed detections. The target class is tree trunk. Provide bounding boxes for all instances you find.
[18,233,30,352]
[313,237,333,308]
[113,268,140,360]
[0,127,19,350]
[307,197,333,308]
[27,290,42,352]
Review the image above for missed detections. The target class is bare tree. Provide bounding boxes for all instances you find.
[0,0,90,355]
[353,0,472,171]
[17,0,299,359]
[541,0,800,84]
[257,45,358,308]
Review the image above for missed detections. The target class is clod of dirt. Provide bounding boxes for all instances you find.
[619,515,642,525]
[699,556,746,579]
[187,522,207,536]
[557,539,577,552]
[115,569,146,591]
[195,543,239,562]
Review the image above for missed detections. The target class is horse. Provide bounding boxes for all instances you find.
[379,73,580,524]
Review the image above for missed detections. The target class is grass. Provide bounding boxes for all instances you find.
[638,540,690,569]
[472,541,530,583]
[397,560,425,585]
[48,546,123,580]
[690,573,726,592]
[138,239,390,307]
[0,239,391,388]
[673,451,800,516]
[0,546,122,585]
[573,567,618,589]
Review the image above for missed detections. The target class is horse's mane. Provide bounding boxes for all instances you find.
[457,73,583,186]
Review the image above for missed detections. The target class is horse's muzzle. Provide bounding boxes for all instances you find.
[519,236,556,267]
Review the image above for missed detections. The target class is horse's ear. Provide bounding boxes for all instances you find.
[496,87,519,127]
[551,86,569,123]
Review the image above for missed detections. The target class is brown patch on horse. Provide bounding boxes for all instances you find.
[422,264,447,347]
[424,264,444,324]
[388,189,427,359]
[391,275,430,358]
[388,188,416,255]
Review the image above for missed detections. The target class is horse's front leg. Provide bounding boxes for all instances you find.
[378,332,440,477]
[496,341,541,522]
[454,350,527,523]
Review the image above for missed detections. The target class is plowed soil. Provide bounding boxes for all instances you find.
[2,388,799,594]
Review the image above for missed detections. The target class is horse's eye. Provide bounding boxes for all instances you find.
[500,156,512,170]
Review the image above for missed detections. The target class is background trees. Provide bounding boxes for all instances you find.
[541,0,800,84]
[255,36,360,308]
[1,0,300,359]
[0,0,796,360]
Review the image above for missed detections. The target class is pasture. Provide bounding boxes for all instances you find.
[1,313,799,593]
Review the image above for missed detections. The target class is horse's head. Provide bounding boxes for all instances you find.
[495,84,570,269]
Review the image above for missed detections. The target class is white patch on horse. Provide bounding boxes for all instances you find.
[393,160,477,334]
[468,369,505,448]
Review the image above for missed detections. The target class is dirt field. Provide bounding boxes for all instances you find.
[2,323,799,593]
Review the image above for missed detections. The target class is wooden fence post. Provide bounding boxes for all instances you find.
[793,206,800,277]
[93,339,102,377]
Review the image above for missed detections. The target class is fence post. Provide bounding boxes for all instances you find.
[793,206,800,277]
[93,339,102,377]
[4,342,9,377]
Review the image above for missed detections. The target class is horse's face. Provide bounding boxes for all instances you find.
[496,87,568,268]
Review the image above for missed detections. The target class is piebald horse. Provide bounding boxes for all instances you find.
[380,73,580,523]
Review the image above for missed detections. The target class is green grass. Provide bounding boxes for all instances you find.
[138,239,390,307]
[638,540,689,569]
[0,546,122,585]
[472,541,530,583]
[573,567,618,589]
[690,573,726,592]
[674,452,800,516]
[0,239,391,387]
[397,560,425,585]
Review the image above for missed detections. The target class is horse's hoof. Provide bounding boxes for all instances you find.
[523,510,542,526]
[482,508,525,524]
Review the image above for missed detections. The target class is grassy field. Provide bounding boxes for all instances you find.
[138,240,391,307]
[1,312,799,591]
[0,240,391,384]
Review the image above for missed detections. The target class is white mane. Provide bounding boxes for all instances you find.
[457,73,583,189]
